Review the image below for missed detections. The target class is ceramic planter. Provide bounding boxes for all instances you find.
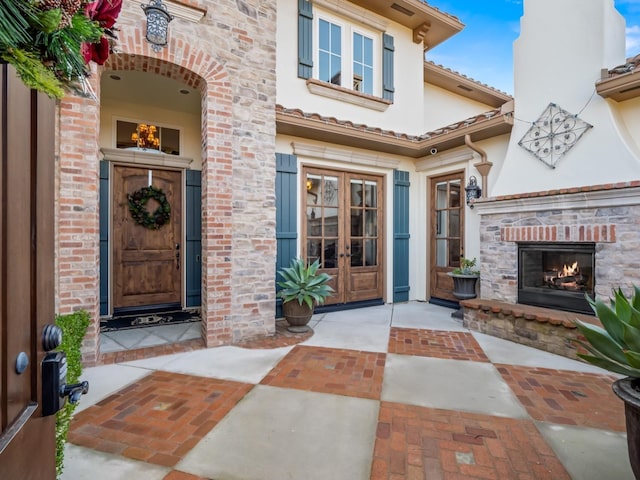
[447,273,479,300]
[612,377,640,479]
[282,300,314,333]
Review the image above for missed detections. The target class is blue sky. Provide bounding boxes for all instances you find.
[426,0,640,94]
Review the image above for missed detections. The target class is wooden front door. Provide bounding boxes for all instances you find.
[303,168,384,305]
[429,171,465,302]
[113,166,182,312]
[0,67,56,478]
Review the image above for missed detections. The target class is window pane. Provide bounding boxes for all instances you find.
[319,20,329,51]
[436,211,448,237]
[351,239,363,266]
[324,207,339,236]
[331,24,341,54]
[307,207,321,236]
[322,176,338,206]
[353,33,362,62]
[324,239,337,268]
[436,239,447,267]
[365,181,377,207]
[350,180,364,206]
[307,239,322,264]
[363,37,373,64]
[363,67,373,94]
[449,210,460,237]
[160,127,180,155]
[365,239,377,266]
[319,53,330,82]
[449,239,461,267]
[436,182,447,209]
[350,208,363,236]
[330,56,341,85]
[365,210,377,237]
[450,181,461,208]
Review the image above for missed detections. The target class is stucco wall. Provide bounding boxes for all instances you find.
[276,0,426,135]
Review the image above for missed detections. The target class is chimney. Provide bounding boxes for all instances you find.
[491,0,640,196]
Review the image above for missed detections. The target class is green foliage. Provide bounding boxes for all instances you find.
[574,286,640,377]
[0,1,105,98]
[451,257,479,276]
[55,310,90,479]
[277,257,334,309]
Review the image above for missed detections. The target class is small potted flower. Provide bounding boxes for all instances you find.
[277,257,334,332]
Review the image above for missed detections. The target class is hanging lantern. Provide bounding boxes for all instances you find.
[141,0,174,52]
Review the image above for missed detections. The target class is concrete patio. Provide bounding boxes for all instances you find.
[62,302,634,479]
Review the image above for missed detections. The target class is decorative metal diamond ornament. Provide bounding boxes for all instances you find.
[518,103,592,169]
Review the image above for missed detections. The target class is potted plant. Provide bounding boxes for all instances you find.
[277,257,334,332]
[573,286,640,479]
[447,257,480,300]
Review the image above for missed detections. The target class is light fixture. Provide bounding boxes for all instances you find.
[141,0,174,53]
[465,175,482,208]
[131,123,160,150]
[306,179,313,191]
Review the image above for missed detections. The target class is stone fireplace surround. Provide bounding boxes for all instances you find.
[460,182,640,359]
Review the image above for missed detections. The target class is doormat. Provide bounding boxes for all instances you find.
[100,310,200,332]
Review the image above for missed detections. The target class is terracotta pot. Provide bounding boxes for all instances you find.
[282,301,314,332]
[612,377,640,479]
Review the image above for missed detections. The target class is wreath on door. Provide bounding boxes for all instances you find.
[127,185,171,229]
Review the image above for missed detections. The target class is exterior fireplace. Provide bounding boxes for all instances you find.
[518,243,595,315]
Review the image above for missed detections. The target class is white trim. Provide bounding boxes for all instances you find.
[306,81,390,111]
[101,148,193,169]
[474,187,640,215]
[415,150,474,171]
[164,0,206,23]
[292,141,400,168]
[313,0,388,31]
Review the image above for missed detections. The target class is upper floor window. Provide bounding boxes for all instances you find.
[298,1,394,103]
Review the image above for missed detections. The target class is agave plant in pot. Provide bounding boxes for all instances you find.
[447,257,480,301]
[574,286,640,479]
[277,257,334,333]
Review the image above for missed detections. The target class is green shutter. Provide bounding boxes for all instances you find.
[186,170,202,308]
[393,170,410,302]
[99,161,109,315]
[276,153,298,317]
[298,0,313,79]
[383,33,395,101]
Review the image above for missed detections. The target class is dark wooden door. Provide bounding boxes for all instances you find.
[303,168,384,305]
[429,171,465,302]
[113,166,182,311]
[0,66,57,478]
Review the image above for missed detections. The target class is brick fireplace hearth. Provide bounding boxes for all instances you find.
[457,182,640,359]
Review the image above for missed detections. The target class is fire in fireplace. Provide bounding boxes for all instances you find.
[518,243,595,315]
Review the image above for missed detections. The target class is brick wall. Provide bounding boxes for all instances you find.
[477,184,640,306]
[57,0,277,364]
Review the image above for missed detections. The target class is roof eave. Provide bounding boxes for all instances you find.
[346,0,464,48]
[424,62,512,108]
[596,70,640,102]
[276,106,514,158]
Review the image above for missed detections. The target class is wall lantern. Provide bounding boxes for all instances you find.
[141,0,174,52]
[465,175,482,208]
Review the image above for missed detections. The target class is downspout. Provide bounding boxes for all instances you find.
[464,134,492,199]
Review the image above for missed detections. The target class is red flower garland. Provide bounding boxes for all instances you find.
[82,0,123,65]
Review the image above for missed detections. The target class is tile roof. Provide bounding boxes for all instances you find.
[605,53,640,77]
[276,103,514,158]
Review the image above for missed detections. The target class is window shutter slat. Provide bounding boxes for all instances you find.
[383,33,395,101]
[393,170,410,302]
[298,0,313,79]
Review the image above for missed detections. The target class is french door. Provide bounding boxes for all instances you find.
[303,167,384,305]
[429,171,465,302]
